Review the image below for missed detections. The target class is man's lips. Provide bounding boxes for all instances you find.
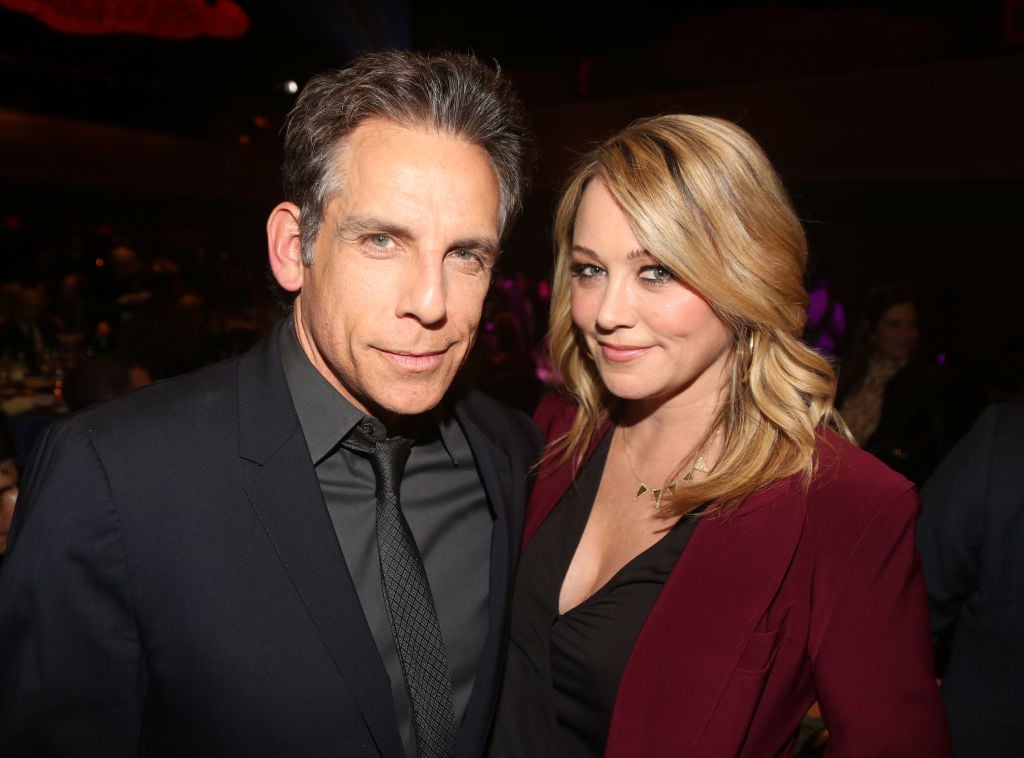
[377,347,450,372]
[597,342,651,362]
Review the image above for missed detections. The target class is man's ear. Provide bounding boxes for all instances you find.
[267,202,305,292]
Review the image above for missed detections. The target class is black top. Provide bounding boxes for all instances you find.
[489,430,699,757]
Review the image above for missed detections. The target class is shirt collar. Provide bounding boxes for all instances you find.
[278,318,460,465]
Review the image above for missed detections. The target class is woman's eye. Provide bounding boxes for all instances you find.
[639,265,675,284]
[570,262,604,279]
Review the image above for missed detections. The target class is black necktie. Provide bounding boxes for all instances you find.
[343,423,458,758]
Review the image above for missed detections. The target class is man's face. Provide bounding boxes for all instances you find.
[291,119,501,424]
[0,457,18,555]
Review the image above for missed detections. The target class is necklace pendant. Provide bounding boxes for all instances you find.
[635,481,676,509]
[652,481,677,509]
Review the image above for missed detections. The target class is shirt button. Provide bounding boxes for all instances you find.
[359,421,375,436]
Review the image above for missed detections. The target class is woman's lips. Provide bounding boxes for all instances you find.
[598,343,651,362]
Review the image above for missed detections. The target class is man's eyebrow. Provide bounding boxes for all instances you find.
[334,215,413,241]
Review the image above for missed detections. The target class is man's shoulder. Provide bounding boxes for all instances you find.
[138,356,242,401]
[68,357,241,429]
[986,400,1024,437]
[945,401,1024,489]
[65,324,283,435]
[455,389,541,450]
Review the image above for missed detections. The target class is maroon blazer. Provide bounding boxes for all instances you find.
[527,394,951,756]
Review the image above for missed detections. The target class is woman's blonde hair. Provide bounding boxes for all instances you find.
[546,114,850,516]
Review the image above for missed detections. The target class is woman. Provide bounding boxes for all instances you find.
[838,286,958,486]
[487,115,949,756]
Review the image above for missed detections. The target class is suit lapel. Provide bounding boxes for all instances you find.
[453,396,516,757]
[236,324,404,758]
[607,480,807,754]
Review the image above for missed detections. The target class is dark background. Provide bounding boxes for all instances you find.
[2,0,1022,391]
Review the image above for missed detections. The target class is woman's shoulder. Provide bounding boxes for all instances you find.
[532,388,579,440]
[806,428,920,523]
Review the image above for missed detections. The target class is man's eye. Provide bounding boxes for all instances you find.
[368,234,393,248]
[446,250,488,274]
[570,263,604,279]
[639,265,675,284]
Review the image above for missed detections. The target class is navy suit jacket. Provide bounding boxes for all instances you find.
[0,319,542,757]
[918,401,1024,757]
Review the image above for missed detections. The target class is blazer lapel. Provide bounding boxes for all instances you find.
[453,397,516,757]
[236,324,404,758]
[607,480,807,755]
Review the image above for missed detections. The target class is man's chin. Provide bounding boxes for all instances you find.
[362,387,450,427]
[353,356,468,423]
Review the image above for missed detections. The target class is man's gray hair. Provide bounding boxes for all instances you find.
[281,49,536,263]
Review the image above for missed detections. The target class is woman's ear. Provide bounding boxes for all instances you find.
[267,202,304,292]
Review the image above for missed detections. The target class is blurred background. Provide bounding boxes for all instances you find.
[1,0,1022,431]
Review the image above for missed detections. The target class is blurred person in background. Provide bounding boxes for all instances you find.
[917,400,1024,757]
[802,267,847,358]
[0,416,17,566]
[0,282,54,376]
[838,285,958,486]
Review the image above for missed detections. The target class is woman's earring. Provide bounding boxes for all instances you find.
[741,330,755,384]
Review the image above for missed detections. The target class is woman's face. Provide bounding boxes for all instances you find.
[873,302,919,362]
[569,178,733,411]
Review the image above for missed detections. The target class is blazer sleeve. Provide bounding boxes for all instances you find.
[810,482,951,756]
[916,405,996,636]
[0,421,145,756]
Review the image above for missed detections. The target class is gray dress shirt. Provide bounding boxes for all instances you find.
[279,321,493,758]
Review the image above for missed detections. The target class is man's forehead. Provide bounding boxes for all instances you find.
[341,117,476,158]
[325,120,499,228]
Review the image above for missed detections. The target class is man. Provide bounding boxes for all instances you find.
[0,50,541,757]
[0,417,17,565]
[917,401,1024,756]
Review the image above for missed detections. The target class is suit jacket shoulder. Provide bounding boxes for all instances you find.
[916,401,1024,755]
[456,388,542,456]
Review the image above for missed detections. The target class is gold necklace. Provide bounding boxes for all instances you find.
[619,425,713,509]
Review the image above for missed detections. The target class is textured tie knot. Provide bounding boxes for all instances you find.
[343,422,413,497]
[370,436,413,498]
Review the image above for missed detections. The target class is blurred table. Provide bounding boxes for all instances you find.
[2,374,68,468]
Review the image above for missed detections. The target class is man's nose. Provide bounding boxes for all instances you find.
[396,255,447,325]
